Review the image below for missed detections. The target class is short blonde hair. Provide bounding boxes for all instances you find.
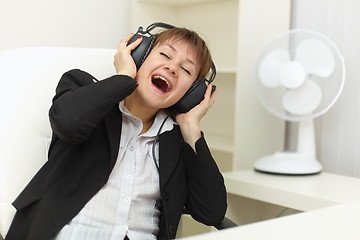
[154,28,212,80]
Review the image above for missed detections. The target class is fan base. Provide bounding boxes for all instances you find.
[254,151,322,175]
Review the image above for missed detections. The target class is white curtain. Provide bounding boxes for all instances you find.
[292,0,360,177]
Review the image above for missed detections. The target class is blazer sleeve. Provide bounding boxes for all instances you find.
[49,69,138,144]
[183,133,227,226]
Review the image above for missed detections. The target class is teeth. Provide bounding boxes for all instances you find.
[153,75,171,89]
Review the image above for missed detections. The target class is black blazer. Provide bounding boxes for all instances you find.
[6,69,227,240]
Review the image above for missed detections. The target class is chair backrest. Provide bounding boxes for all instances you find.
[0,47,116,237]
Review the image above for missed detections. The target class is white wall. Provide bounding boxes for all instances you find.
[292,0,360,177]
[0,0,132,52]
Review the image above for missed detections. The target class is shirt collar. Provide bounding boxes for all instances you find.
[118,101,177,138]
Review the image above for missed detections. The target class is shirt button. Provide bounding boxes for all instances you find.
[125,197,130,202]
[127,174,132,179]
[130,146,134,151]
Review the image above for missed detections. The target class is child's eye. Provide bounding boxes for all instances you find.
[160,52,170,59]
[182,67,191,76]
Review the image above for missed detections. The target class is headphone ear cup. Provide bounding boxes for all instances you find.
[128,34,155,70]
[174,78,207,113]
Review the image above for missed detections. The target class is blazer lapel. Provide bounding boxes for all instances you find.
[158,125,182,190]
[104,106,123,171]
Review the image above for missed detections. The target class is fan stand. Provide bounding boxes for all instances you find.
[254,119,322,175]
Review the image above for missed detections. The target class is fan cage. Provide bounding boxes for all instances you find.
[253,29,345,122]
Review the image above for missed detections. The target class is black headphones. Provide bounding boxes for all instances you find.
[128,22,216,113]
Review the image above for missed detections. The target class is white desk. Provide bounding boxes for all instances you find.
[179,170,360,239]
[181,200,360,240]
[224,169,360,211]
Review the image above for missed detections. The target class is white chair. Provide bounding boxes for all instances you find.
[0,47,117,238]
[0,47,237,239]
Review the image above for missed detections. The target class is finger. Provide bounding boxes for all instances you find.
[204,84,217,107]
[203,83,214,101]
[209,87,217,106]
[207,82,213,93]
[127,36,143,51]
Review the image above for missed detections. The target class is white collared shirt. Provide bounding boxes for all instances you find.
[54,101,176,240]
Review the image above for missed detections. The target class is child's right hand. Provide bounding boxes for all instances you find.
[113,33,143,79]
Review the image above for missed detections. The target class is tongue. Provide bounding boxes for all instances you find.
[152,78,169,93]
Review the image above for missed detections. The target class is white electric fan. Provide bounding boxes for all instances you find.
[253,29,345,175]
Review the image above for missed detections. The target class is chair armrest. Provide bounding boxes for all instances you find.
[214,217,238,230]
[0,200,16,239]
[182,208,237,230]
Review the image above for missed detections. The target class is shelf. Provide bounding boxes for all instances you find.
[138,0,231,7]
[200,70,235,155]
[215,67,237,74]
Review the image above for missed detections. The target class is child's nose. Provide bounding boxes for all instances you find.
[165,63,178,76]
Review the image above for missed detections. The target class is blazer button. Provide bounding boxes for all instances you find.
[162,191,169,202]
[168,224,174,235]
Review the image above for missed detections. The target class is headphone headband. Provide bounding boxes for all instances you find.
[136,22,175,36]
[134,22,216,83]
[208,62,216,83]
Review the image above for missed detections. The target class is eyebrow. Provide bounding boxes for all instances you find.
[164,44,196,66]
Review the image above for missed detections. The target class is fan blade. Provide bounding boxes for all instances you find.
[282,80,322,115]
[279,61,306,89]
[295,39,335,78]
[259,49,290,87]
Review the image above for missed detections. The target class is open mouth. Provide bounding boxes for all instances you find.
[152,75,171,93]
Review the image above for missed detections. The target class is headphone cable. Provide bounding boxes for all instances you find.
[152,115,170,172]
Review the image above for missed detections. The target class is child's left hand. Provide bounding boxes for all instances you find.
[176,83,217,152]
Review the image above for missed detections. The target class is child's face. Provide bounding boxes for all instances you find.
[134,39,200,110]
